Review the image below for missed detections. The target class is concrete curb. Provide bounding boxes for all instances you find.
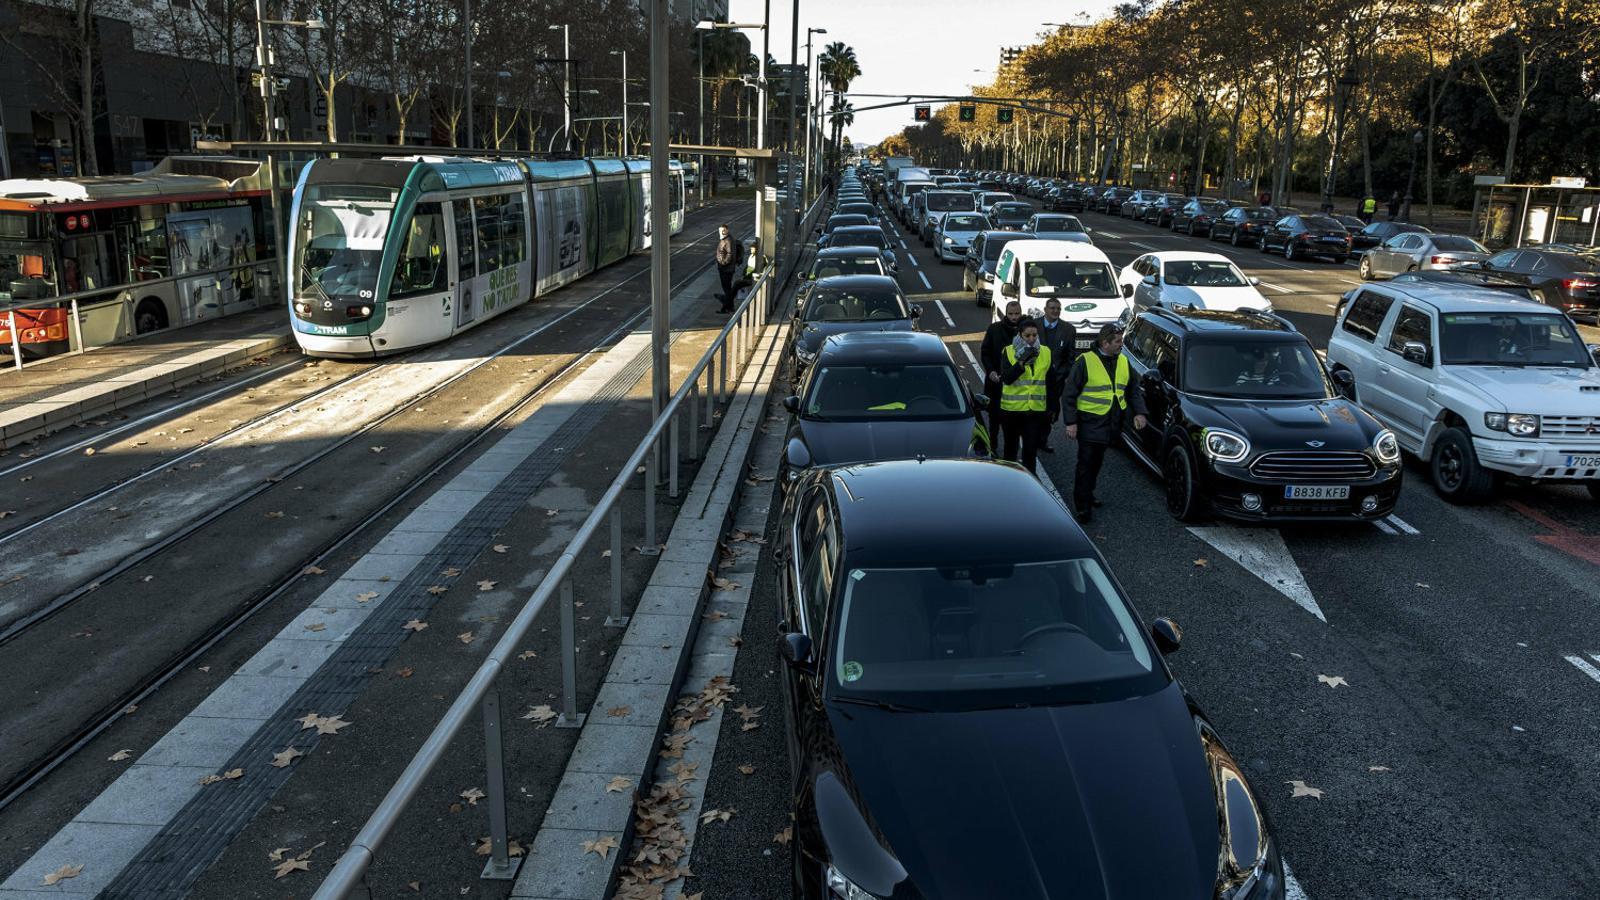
[510,309,791,900]
[0,331,292,449]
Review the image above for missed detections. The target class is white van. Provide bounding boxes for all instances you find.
[992,241,1131,351]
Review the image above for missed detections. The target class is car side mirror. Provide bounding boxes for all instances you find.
[1332,368,1355,397]
[1001,282,1019,298]
[783,395,800,413]
[1248,276,1261,286]
[1121,283,1134,298]
[910,304,922,318]
[780,632,814,670]
[1141,368,1163,388]
[971,392,990,409]
[1150,617,1182,655]
[1401,341,1431,366]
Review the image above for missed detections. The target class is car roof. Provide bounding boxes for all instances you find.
[1355,281,1561,313]
[1142,251,1235,263]
[831,225,885,236]
[1143,306,1299,336]
[818,330,953,365]
[812,273,901,291]
[822,459,1092,566]
[1001,239,1113,263]
[978,230,1038,241]
[814,245,885,259]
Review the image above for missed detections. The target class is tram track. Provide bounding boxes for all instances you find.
[0,211,747,809]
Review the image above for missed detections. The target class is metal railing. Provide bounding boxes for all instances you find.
[2,258,279,372]
[312,190,827,898]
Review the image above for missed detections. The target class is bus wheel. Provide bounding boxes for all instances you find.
[135,299,169,335]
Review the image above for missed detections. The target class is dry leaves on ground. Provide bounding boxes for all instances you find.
[774,826,793,846]
[460,787,486,806]
[737,764,755,776]
[710,577,741,592]
[296,713,353,735]
[699,807,735,824]
[474,837,526,857]
[1286,780,1324,799]
[304,622,326,633]
[582,835,619,859]
[1317,674,1349,689]
[396,667,414,678]
[492,544,509,553]
[442,566,462,577]
[270,747,304,768]
[41,863,83,885]
[607,706,632,718]
[108,749,132,762]
[265,511,285,519]
[426,585,448,596]
[198,767,244,786]
[302,565,326,575]
[522,705,558,726]
[1193,558,1208,568]
[477,579,498,591]
[403,619,429,632]
[606,776,633,793]
[458,631,475,644]
[355,591,379,603]
[517,650,537,660]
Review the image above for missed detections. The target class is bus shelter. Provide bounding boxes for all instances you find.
[1473,183,1600,250]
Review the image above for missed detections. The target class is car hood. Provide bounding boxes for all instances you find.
[941,230,982,242]
[1162,285,1271,312]
[1448,365,1600,412]
[795,319,914,353]
[826,684,1217,899]
[794,417,974,466]
[1195,396,1378,451]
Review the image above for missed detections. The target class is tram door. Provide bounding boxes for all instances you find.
[448,199,478,328]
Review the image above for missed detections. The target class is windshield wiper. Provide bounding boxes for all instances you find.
[830,695,931,713]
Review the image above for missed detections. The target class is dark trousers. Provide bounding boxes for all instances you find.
[1360,210,1374,224]
[1000,410,1050,474]
[717,267,736,310]
[1073,440,1110,513]
[985,385,1005,455]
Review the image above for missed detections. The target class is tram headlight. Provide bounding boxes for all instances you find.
[294,301,311,316]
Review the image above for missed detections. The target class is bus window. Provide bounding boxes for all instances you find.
[60,234,113,293]
[127,218,169,281]
[501,193,526,266]
[453,200,478,280]
[391,203,448,298]
[670,171,683,213]
[0,242,57,300]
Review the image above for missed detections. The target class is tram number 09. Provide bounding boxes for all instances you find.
[358,290,374,299]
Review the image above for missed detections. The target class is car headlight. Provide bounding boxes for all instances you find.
[1116,306,1133,327]
[826,863,883,900]
[942,236,954,245]
[795,346,817,364]
[1202,428,1251,463]
[1374,429,1400,464]
[1484,412,1539,437]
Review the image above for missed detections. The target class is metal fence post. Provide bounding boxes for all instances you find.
[704,360,717,425]
[479,687,522,879]
[68,298,83,355]
[6,314,22,370]
[606,507,628,627]
[687,382,700,458]
[668,411,680,499]
[719,341,729,401]
[642,443,659,554]
[556,578,586,728]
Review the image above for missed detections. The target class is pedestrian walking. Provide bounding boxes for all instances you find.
[1034,298,1077,454]
[714,224,742,313]
[1060,323,1148,523]
[979,300,1023,455]
[1387,191,1402,221]
[998,318,1056,475]
[1257,190,1271,207]
[1360,194,1377,224]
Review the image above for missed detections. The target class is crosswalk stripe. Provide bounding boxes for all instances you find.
[1564,654,1600,685]
[1386,514,1420,535]
[1373,519,1398,535]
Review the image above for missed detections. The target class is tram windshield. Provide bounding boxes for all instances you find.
[294,185,397,301]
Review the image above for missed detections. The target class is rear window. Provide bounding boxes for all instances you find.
[811,256,882,278]
[805,287,907,322]
[1302,216,1345,231]
[1431,235,1487,253]
[833,230,885,250]
[943,214,988,230]
[995,203,1032,217]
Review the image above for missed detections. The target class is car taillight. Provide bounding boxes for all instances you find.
[1562,278,1598,292]
[1296,234,1311,242]
[1431,256,1459,265]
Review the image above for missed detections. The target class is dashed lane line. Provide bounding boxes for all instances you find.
[1373,519,1398,535]
[933,298,954,326]
[1129,241,1160,251]
[899,239,908,250]
[1258,280,1295,294]
[907,254,920,268]
[1386,514,1420,535]
[916,270,933,292]
[1563,654,1600,685]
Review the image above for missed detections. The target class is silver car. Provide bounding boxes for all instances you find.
[1359,233,1490,281]
[935,213,992,262]
[1024,214,1093,245]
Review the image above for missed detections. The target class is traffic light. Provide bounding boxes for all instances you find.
[959,104,976,122]
[913,105,930,122]
[996,107,1014,124]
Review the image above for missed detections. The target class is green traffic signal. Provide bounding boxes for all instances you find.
[997,107,1013,124]
[959,105,975,122]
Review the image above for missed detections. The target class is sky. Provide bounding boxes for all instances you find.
[727,0,1119,147]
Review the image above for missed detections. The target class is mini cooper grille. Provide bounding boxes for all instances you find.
[1249,451,1376,480]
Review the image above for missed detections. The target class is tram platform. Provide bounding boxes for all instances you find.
[0,308,291,449]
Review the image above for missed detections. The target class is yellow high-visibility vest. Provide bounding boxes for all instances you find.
[1077,352,1129,416]
[1001,344,1051,412]
[1361,197,1377,214]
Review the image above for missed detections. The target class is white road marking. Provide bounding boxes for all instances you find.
[959,341,982,374]
[933,298,954,325]
[1337,278,1363,287]
[899,239,908,250]
[907,254,920,268]
[1564,654,1600,685]
[1097,231,1123,240]
[1258,280,1294,294]
[1386,514,1420,535]
[1129,241,1159,251]
[1373,519,1398,535]
[1188,526,1326,622]
[916,270,933,292]
[1285,862,1311,900]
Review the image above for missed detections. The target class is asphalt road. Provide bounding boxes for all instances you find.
[683,193,1600,899]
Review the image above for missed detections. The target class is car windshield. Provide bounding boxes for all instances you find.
[805,364,968,420]
[926,193,975,212]
[804,287,907,322]
[832,230,885,250]
[829,560,1160,710]
[1024,261,1118,297]
[943,214,989,231]
[1439,312,1591,367]
[1184,341,1335,399]
[1301,216,1345,231]
[1163,260,1247,287]
[1033,217,1083,232]
[994,203,1032,218]
[983,235,1033,261]
[1431,235,1487,253]
[811,257,882,279]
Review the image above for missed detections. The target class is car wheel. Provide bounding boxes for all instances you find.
[1430,426,1496,503]
[1258,236,1269,253]
[1335,255,1348,264]
[1164,441,1203,523]
[1358,255,1374,280]
[1284,241,1297,261]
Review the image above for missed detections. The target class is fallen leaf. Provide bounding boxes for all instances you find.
[314,715,352,735]
[699,807,735,824]
[737,764,756,776]
[224,767,244,779]
[1286,780,1324,799]
[522,705,558,726]
[296,712,323,730]
[1316,674,1349,689]
[442,566,462,577]
[273,858,310,879]
[83,447,96,456]
[477,579,498,591]
[370,446,385,453]
[607,705,632,718]
[1193,558,1208,568]
[703,610,727,622]
[1289,652,1304,660]
[605,776,632,793]
[265,511,285,519]
[711,577,741,592]
[198,665,210,672]
[774,826,793,846]
[426,585,448,595]
[396,666,414,678]
[582,835,618,858]
[355,591,379,603]
[42,863,84,885]
[460,787,486,806]
[408,882,421,892]
[492,544,509,553]
[600,549,612,558]
[403,619,429,632]
[271,747,304,768]
[108,749,132,761]
[740,720,761,732]
[517,650,537,660]
[268,848,291,862]
[545,508,559,517]
[0,511,17,519]
[304,622,327,633]
[457,631,475,644]
[1415,582,1430,589]
[302,565,326,575]
[1368,765,1391,773]
[142,575,155,582]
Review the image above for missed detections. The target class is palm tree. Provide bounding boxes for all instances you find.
[828,97,855,164]
[817,42,861,167]
[696,28,753,145]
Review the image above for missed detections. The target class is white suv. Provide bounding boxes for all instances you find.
[1327,282,1600,503]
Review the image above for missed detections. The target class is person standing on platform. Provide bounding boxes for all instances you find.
[714,224,742,314]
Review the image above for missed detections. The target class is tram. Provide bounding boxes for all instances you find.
[286,155,686,358]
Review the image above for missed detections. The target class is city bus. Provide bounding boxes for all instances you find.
[0,157,279,361]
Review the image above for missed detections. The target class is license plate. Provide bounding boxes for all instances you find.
[1074,339,1094,349]
[1566,455,1600,468]
[1284,485,1351,500]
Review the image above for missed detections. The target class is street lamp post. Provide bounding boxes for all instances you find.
[549,24,571,151]
[1321,68,1360,213]
[647,0,670,441]
[610,50,628,155]
[697,27,705,204]
[1402,128,1422,222]
[801,27,826,205]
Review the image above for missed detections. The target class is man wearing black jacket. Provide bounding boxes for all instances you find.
[1034,298,1077,454]
[714,224,742,313]
[1060,323,1148,522]
[998,317,1059,474]
[979,300,1023,456]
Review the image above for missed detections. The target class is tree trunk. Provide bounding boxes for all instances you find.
[76,0,99,175]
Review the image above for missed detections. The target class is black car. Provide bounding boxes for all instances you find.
[820,213,871,239]
[1120,306,1402,521]
[789,274,920,375]
[1208,206,1282,246]
[818,225,898,274]
[988,201,1034,230]
[1258,214,1352,263]
[1467,247,1600,320]
[1351,221,1431,252]
[1143,194,1188,227]
[1096,187,1134,215]
[835,202,881,226]
[1170,198,1231,236]
[781,332,986,482]
[778,458,1286,900]
[962,230,1039,306]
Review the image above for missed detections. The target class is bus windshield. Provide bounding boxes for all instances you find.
[0,240,58,301]
[295,185,397,301]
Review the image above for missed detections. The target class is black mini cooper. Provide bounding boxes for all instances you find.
[1120,307,1403,521]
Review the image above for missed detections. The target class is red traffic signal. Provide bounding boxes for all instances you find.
[913,105,930,122]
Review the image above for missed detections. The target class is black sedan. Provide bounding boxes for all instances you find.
[1468,247,1600,320]
[778,458,1286,900]
[835,202,882,226]
[789,275,919,376]
[988,201,1035,230]
[1208,206,1280,247]
[820,213,871,240]
[781,332,985,483]
[1143,193,1188,227]
[1121,306,1401,522]
[1351,221,1431,252]
[1258,214,1352,263]
[818,225,898,274]
[1170,198,1231,236]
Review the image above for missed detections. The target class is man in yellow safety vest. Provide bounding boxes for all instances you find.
[998,318,1057,474]
[1360,194,1377,225]
[1060,323,1148,523]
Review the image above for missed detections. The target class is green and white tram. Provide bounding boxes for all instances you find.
[287,155,685,357]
